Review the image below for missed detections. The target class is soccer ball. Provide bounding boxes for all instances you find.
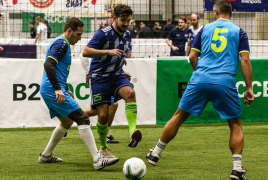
[123,157,147,180]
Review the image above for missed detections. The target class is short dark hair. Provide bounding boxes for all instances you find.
[29,22,34,25]
[214,0,232,17]
[113,4,133,18]
[0,14,2,17]
[64,17,84,32]
[167,18,172,23]
[179,16,186,23]
[43,20,48,25]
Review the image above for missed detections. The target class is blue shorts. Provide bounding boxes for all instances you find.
[41,90,80,119]
[179,83,241,119]
[90,74,132,109]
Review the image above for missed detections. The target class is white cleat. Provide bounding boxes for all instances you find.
[93,155,119,170]
[38,153,63,163]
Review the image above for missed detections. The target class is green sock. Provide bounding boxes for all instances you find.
[97,122,108,149]
[125,102,137,134]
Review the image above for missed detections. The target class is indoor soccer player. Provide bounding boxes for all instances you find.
[82,4,141,159]
[38,17,119,169]
[146,1,254,179]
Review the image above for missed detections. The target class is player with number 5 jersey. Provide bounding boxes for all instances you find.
[146,1,254,180]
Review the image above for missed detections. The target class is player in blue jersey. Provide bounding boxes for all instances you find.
[38,17,119,169]
[82,4,141,159]
[166,16,193,56]
[146,1,254,179]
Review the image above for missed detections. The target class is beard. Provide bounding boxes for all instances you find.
[115,21,128,33]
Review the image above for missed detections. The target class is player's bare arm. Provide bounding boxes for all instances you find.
[186,39,191,56]
[44,57,65,104]
[240,52,254,107]
[35,34,40,44]
[189,49,200,70]
[82,46,124,58]
[166,38,179,51]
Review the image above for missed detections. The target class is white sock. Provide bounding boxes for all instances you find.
[152,139,167,158]
[78,125,100,162]
[108,126,111,136]
[233,154,242,171]
[42,125,68,156]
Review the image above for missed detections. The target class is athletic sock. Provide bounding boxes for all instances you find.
[125,102,137,134]
[78,125,100,162]
[233,154,242,171]
[97,122,108,149]
[152,139,167,158]
[107,127,110,136]
[42,125,68,156]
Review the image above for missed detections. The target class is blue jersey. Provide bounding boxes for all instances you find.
[40,35,71,93]
[87,24,131,79]
[167,27,192,56]
[190,18,250,87]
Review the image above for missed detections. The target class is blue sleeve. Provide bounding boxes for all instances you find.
[192,27,204,52]
[47,39,68,63]
[87,29,106,49]
[128,41,132,50]
[239,28,250,54]
[167,29,174,39]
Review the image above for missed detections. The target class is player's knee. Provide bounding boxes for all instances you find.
[124,88,135,101]
[98,111,109,122]
[68,109,90,126]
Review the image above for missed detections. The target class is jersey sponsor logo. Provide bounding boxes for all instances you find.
[30,0,54,8]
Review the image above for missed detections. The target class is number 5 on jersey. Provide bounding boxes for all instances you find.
[211,28,229,52]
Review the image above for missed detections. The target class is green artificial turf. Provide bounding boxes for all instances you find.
[0,122,267,180]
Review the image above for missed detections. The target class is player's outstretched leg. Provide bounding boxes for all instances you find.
[69,109,119,169]
[146,108,189,165]
[38,118,73,163]
[228,117,247,180]
[118,86,142,147]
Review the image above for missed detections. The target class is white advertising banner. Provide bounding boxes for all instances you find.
[0,58,157,128]
[0,0,104,13]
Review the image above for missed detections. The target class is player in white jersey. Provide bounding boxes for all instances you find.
[35,16,48,44]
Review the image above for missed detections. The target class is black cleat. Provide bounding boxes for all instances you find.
[146,151,159,166]
[107,134,119,143]
[230,168,247,180]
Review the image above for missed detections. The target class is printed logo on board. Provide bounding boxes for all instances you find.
[30,0,54,8]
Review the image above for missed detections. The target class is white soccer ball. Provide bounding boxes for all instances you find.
[123,157,147,180]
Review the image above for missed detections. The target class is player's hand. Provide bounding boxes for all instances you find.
[108,49,125,58]
[86,74,89,85]
[0,46,4,51]
[123,58,127,66]
[244,88,254,107]
[68,90,74,99]
[171,45,179,51]
[124,71,132,81]
[55,90,65,104]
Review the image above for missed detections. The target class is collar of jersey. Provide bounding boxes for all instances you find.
[219,18,230,21]
[61,35,70,45]
[111,24,124,37]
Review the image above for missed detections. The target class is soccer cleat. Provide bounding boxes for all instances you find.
[146,151,159,166]
[128,129,142,147]
[93,155,119,170]
[98,134,119,143]
[38,153,63,163]
[99,146,119,160]
[230,168,247,180]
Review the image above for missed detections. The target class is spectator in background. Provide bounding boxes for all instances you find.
[187,13,203,54]
[0,46,3,51]
[151,22,161,38]
[137,22,151,38]
[0,14,2,23]
[166,16,192,56]
[28,22,36,39]
[185,16,191,29]
[35,16,47,44]
[162,18,175,38]
[99,22,104,29]
[128,21,138,38]
[43,20,51,38]
[106,8,114,26]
